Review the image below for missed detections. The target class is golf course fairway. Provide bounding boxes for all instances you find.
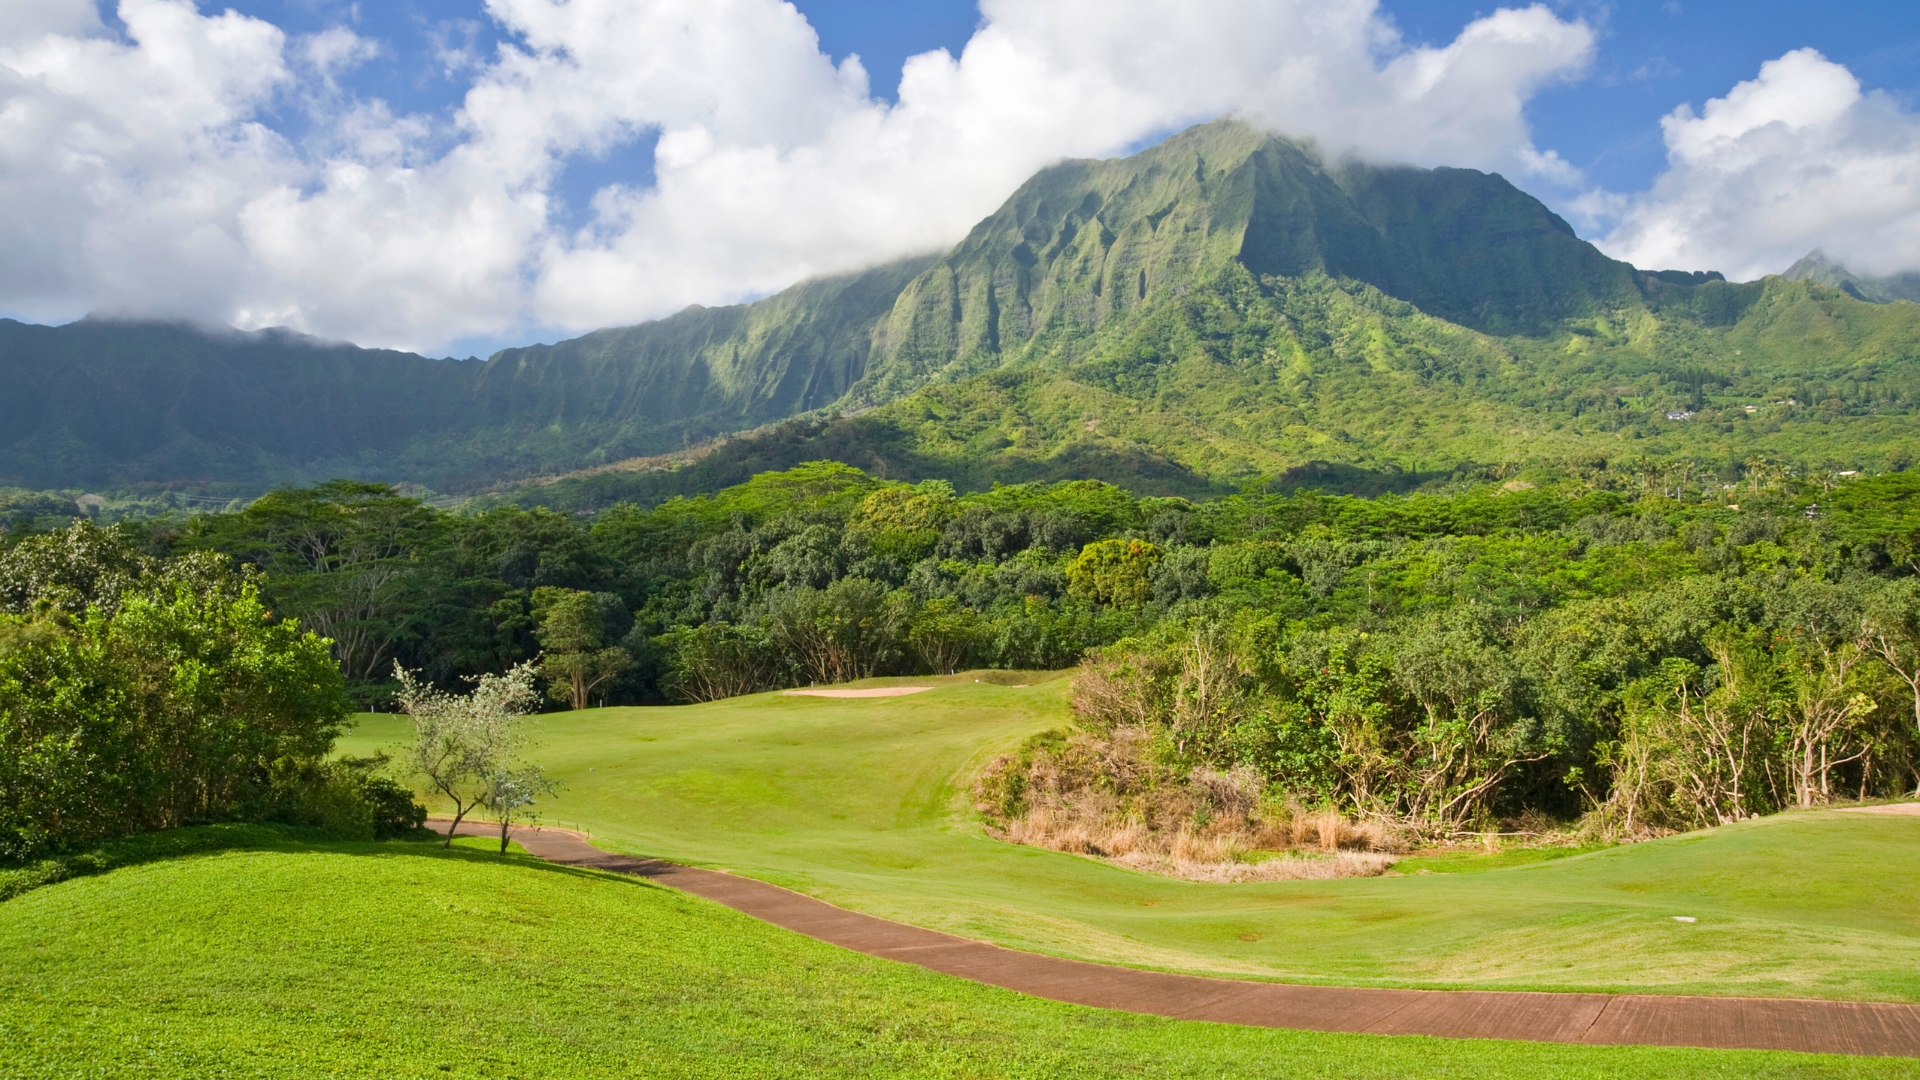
[9,830,1909,1078]
[337,674,1920,1004]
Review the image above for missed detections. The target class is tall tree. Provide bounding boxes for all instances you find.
[530,588,633,709]
[188,482,440,684]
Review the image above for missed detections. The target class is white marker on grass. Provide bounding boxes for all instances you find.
[1672,916,1697,923]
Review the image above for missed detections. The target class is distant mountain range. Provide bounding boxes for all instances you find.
[4,118,1918,500]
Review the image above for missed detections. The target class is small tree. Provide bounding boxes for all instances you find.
[531,587,633,709]
[478,765,558,853]
[1778,637,1877,808]
[397,662,541,847]
[762,578,907,685]
[660,621,772,702]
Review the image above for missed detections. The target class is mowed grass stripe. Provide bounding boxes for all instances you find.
[2,837,1912,1078]
[338,676,1920,1002]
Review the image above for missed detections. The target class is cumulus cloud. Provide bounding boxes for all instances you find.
[0,0,292,320]
[0,0,1596,351]
[1599,49,1920,281]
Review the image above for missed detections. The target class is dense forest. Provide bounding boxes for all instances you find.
[4,455,1911,855]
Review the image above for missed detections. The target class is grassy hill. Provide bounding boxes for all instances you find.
[339,678,1920,1003]
[4,829,1898,1078]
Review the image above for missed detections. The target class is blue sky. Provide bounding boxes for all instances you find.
[10,0,1920,353]
[808,0,1920,197]
[207,0,1920,231]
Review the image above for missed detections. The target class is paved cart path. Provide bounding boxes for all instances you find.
[432,818,1920,1057]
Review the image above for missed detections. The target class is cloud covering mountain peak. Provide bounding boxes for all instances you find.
[0,0,1596,352]
[7,1,1920,353]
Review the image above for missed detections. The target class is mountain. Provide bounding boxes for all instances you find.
[476,254,936,463]
[1784,250,1920,305]
[0,256,934,492]
[852,120,1655,404]
[4,118,1920,500]
[0,318,476,490]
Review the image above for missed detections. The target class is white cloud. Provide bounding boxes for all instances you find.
[0,0,291,321]
[302,26,382,82]
[1598,49,1920,280]
[0,0,103,44]
[0,0,1597,352]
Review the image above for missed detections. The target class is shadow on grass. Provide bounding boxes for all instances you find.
[0,823,668,903]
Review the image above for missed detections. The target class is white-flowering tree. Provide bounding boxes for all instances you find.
[397,661,542,848]
[478,765,558,853]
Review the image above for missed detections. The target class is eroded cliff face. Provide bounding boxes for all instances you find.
[855,117,1647,405]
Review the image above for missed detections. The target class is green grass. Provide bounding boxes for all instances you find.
[341,675,1920,1003]
[3,830,1909,1078]
[1390,845,1613,875]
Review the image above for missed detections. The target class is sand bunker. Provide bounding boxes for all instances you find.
[781,686,935,698]
[1839,802,1920,816]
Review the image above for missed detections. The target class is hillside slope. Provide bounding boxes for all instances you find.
[476,253,937,459]
[0,257,934,492]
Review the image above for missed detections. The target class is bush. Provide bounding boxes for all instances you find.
[973,725,1402,882]
[0,523,353,862]
[361,774,430,840]
[268,755,427,842]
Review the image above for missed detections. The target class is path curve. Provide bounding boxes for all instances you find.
[432,819,1920,1058]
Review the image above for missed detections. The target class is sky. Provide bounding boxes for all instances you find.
[3,0,1919,356]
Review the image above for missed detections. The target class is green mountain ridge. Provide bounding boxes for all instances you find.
[1784,250,1920,305]
[4,118,1918,501]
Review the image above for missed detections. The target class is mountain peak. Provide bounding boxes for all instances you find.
[1784,249,1920,303]
[866,117,1643,397]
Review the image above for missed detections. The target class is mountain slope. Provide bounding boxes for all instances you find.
[493,266,1920,512]
[0,257,935,491]
[477,253,937,451]
[0,318,476,489]
[5,118,1920,498]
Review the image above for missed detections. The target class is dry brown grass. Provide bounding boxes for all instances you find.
[974,726,1406,882]
[1114,850,1400,883]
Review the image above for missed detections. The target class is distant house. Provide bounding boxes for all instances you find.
[1665,410,1695,421]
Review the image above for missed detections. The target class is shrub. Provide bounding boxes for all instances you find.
[972,725,1403,882]
[0,524,352,862]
